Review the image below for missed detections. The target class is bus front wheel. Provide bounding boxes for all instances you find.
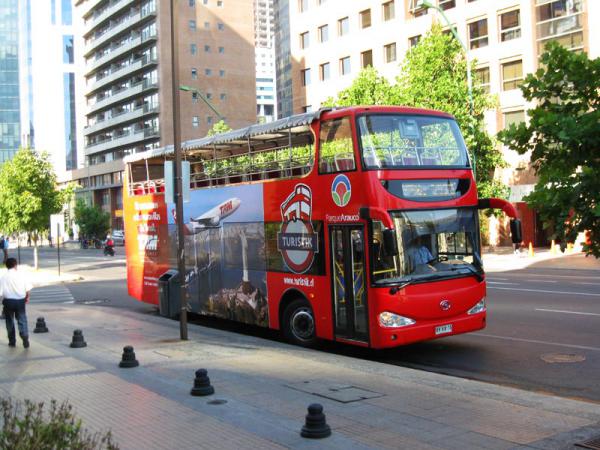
[283,299,317,347]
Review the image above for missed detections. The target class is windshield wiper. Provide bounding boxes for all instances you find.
[449,264,484,281]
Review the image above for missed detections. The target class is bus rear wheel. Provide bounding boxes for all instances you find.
[283,299,317,347]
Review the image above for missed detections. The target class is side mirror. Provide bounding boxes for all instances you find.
[510,219,522,244]
[383,229,399,256]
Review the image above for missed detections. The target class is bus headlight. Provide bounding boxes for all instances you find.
[467,298,486,315]
[379,312,416,328]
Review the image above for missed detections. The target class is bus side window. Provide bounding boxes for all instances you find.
[319,117,356,174]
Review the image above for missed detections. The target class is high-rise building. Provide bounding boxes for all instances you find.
[255,0,276,122]
[0,0,21,163]
[70,0,256,230]
[274,0,597,246]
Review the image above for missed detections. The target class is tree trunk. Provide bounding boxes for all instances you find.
[33,234,39,270]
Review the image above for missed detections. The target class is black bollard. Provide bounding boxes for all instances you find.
[301,403,331,439]
[33,317,49,333]
[69,329,87,348]
[190,369,215,396]
[119,346,139,368]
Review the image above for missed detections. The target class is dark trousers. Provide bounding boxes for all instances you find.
[2,298,28,344]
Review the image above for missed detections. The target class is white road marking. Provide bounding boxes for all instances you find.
[487,277,509,281]
[486,281,519,285]
[575,282,600,286]
[527,279,558,283]
[476,333,600,352]
[535,308,600,317]
[488,286,600,297]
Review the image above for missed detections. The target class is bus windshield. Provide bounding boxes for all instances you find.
[357,114,469,169]
[372,208,482,285]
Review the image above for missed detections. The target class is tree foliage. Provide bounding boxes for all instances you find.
[323,25,507,200]
[499,42,600,257]
[74,199,111,240]
[207,120,232,136]
[0,148,64,236]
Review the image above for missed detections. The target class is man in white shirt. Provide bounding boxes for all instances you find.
[1,258,33,348]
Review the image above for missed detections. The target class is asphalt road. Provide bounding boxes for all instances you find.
[13,245,600,403]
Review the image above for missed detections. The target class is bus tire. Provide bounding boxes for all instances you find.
[282,299,317,347]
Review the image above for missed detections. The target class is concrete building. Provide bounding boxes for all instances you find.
[255,0,276,122]
[69,0,256,230]
[275,0,596,246]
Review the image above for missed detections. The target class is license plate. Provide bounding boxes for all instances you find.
[435,324,453,335]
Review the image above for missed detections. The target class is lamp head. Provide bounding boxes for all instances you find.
[179,85,192,91]
[418,0,434,8]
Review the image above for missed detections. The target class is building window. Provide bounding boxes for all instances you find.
[500,10,521,41]
[189,0,195,6]
[360,9,371,29]
[204,21,210,29]
[338,17,349,36]
[219,69,225,77]
[361,50,373,68]
[203,0,208,4]
[220,93,226,100]
[63,35,74,64]
[501,60,523,91]
[382,1,395,21]
[191,43,197,54]
[192,92,199,102]
[192,116,199,127]
[299,0,308,12]
[301,68,311,86]
[189,20,196,30]
[319,62,330,80]
[300,31,310,49]
[207,116,213,124]
[408,35,421,47]
[204,44,211,52]
[503,110,525,129]
[218,46,224,53]
[206,92,213,99]
[191,68,198,79]
[408,0,428,17]
[439,0,455,11]
[474,66,490,93]
[205,68,212,76]
[340,56,351,75]
[217,23,224,30]
[318,24,329,43]
[217,0,223,5]
[468,18,488,49]
[384,42,396,62]
[535,0,583,54]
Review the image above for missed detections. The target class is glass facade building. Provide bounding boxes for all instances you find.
[0,0,21,163]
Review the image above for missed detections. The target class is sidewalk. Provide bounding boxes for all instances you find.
[0,264,82,287]
[482,246,600,273]
[2,303,599,449]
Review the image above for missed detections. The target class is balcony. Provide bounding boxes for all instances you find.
[88,56,157,94]
[84,103,159,136]
[84,6,156,56]
[87,34,145,74]
[85,127,153,156]
[85,0,135,35]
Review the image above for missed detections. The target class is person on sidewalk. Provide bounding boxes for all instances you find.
[0,236,7,264]
[1,258,33,348]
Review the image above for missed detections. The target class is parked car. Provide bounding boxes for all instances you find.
[112,230,125,246]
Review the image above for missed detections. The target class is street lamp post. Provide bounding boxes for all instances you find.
[419,0,476,176]
[179,85,225,123]
[170,0,189,340]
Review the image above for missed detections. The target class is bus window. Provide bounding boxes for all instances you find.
[319,117,356,173]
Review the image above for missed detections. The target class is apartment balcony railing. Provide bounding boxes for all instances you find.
[85,0,135,35]
[85,127,156,155]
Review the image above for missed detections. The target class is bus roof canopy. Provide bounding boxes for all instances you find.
[124,110,324,164]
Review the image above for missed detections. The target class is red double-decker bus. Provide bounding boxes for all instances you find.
[123,106,521,349]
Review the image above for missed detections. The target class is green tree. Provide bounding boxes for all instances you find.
[0,148,64,269]
[395,24,505,199]
[207,120,231,136]
[323,66,397,107]
[74,199,111,241]
[499,42,600,257]
[323,25,506,201]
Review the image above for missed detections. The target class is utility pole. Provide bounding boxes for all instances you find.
[170,0,188,340]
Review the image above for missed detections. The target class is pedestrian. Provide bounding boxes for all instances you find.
[1,257,33,348]
[0,235,7,264]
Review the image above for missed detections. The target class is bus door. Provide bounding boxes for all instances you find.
[330,225,368,343]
